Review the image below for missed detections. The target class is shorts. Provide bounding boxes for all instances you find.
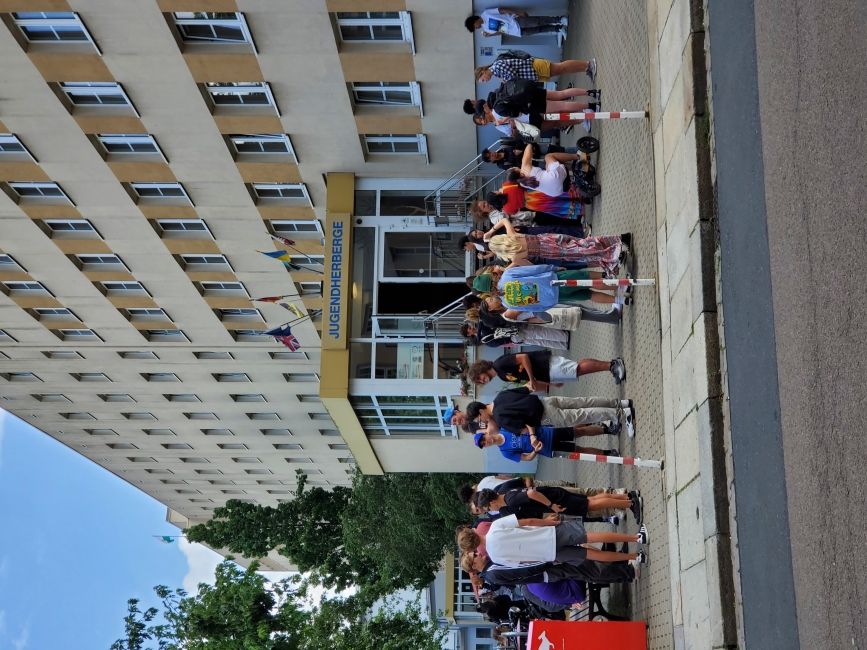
[529,85,548,114]
[532,57,552,81]
[548,355,578,381]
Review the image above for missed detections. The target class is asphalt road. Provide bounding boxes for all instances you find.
[710,1,867,648]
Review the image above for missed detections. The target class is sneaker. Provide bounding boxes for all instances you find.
[560,16,569,26]
[637,524,649,545]
[588,102,599,112]
[620,399,634,409]
[586,58,597,83]
[603,420,622,436]
[620,232,633,249]
[606,515,620,526]
[587,89,600,99]
[610,357,626,384]
[629,493,644,524]
[582,119,592,133]
[628,558,641,581]
[636,549,648,565]
[603,448,620,456]
[622,407,635,438]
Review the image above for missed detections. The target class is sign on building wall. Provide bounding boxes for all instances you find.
[323,211,352,350]
[396,342,424,379]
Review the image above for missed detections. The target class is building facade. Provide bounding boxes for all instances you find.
[0,0,486,541]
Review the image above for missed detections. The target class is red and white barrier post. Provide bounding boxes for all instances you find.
[564,451,663,470]
[543,110,649,122]
[552,278,656,289]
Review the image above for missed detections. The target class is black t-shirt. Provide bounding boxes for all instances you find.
[492,387,545,432]
[493,478,526,494]
[493,350,552,383]
[500,489,547,519]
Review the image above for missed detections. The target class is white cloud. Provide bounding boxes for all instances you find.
[178,538,223,594]
[11,621,29,650]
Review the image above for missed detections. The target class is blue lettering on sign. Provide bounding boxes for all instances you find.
[328,222,344,340]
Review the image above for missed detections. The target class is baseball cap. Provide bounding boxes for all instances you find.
[473,432,485,448]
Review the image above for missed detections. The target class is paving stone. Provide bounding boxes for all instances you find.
[658,0,691,104]
[676,478,705,570]
[680,560,712,649]
[674,407,700,491]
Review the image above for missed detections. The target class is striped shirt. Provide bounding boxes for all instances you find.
[490,58,539,81]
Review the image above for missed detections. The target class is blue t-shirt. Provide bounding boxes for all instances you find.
[497,426,556,462]
[498,265,561,312]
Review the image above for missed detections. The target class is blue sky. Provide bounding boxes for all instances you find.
[0,408,225,650]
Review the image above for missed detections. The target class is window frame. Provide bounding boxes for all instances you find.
[11,12,100,51]
[180,254,232,271]
[3,280,52,296]
[55,329,101,342]
[101,281,149,296]
[204,82,279,114]
[227,133,296,160]
[0,133,37,161]
[171,12,255,50]
[334,11,415,52]
[250,183,311,205]
[129,182,192,205]
[270,220,323,238]
[6,181,73,204]
[58,82,138,114]
[351,81,422,111]
[362,134,428,159]
[75,253,127,271]
[97,133,165,159]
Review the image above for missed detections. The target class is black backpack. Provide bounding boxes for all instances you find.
[487,79,542,118]
[495,49,532,61]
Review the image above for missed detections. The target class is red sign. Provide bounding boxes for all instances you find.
[526,620,647,650]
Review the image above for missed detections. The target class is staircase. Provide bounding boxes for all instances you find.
[425,155,505,226]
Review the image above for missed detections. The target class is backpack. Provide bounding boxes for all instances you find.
[495,49,532,61]
[487,79,542,118]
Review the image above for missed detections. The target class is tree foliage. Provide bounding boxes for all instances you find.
[112,561,444,650]
[187,471,475,598]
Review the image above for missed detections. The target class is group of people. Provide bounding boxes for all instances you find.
[454,474,649,628]
[448,9,649,633]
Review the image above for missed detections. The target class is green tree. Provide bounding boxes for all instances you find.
[112,561,444,650]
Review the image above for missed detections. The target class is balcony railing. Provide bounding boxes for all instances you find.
[425,154,505,227]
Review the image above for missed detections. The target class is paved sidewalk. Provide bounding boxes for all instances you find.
[536,1,739,648]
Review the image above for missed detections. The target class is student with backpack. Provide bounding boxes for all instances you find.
[475,56,597,84]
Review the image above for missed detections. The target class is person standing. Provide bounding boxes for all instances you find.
[465,8,567,39]
[475,57,597,84]
[467,350,626,391]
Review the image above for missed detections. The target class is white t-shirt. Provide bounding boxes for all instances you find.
[480,8,521,36]
[477,475,508,491]
[528,162,567,197]
[485,514,557,567]
[491,109,530,136]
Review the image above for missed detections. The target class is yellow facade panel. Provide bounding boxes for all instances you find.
[107,161,177,183]
[7,296,62,309]
[326,0,405,10]
[339,50,415,82]
[354,111,422,134]
[0,162,50,182]
[159,239,222,255]
[129,320,179,331]
[183,271,238,282]
[18,204,81,219]
[235,162,301,184]
[82,270,136,282]
[183,53,263,83]
[0,1,70,12]
[212,115,283,134]
[156,0,237,11]
[105,295,159,309]
[322,394,383,475]
[0,271,31,282]
[74,115,147,135]
[137,205,199,220]
[202,296,257,309]
[51,239,112,255]
[28,54,114,82]
[256,205,316,221]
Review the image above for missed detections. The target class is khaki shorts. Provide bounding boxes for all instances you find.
[549,355,578,381]
[532,57,552,81]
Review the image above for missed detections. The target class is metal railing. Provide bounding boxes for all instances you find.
[371,293,471,340]
[425,155,505,226]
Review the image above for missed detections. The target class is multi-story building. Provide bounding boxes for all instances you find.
[0,0,488,535]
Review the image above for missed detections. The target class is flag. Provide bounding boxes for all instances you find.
[270,234,296,246]
[259,250,292,263]
[252,295,290,303]
[276,334,301,351]
[264,324,294,337]
[279,302,306,318]
[157,536,176,544]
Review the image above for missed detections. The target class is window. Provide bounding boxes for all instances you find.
[119,351,158,360]
[142,372,180,382]
[180,254,231,270]
[0,134,34,160]
[338,457,356,464]
[155,219,211,238]
[185,412,218,420]
[250,183,311,205]
[2,372,41,382]
[244,468,272,475]
[11,12,97,47]
[72,372,110,382]
[227,134,295,159]
[204,82,278,112]
[0,254,24,271]
[2,281,51,296]
[58,82,136,111]
[213,372,250,382]
[55,329,100,341]
[233,457,261,464]
[75,253,126,270]
[33,307,78,320]
[128,456,157,463]
[270,351,308,361]
[247,412,280,421]
[229,328,264,342]
[334,12,414,49]
[144,330,189,342]
[284,372,319,383]
[201,429,233,436]
[218,443,247,450]
[102,281,148,296]
[351,82,421,107]
[123,412,156,421]
[329,443,349,450]
[61,412,95,420]
[194,351,233,360]
[319,429,342,437]
[144,429,175,436]
[261,428,292,436]
[180,457,209,464]
[124,308,170,321]
[271,220,322,239]
[297,394,320,403]
[43,350,84,359]
[171,12,254,47]
[34,393,70,402]
[129,182,192,204]
[296,281,323,296]
[107,442,139,450]
[0,330,16,343]
[162,443,193,450]
[285,457,313,464]
[231,394,266,403]
[308,413,333,421]
[145,468,173,474]
[97,134,163,157]
[273,443,302,450]
[287,255,324,272]
[363,134,427,156]
[6,181,72,203]
[41,219,99,239]
[197,282,248,297]
[164,394,201,403]
[85,428,117,435]
[99,394,135,402]
[218,308,262,320]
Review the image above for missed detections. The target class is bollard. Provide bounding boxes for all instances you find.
[564,451,663,470]
[543,110,649,121]
[551,278,656,288]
